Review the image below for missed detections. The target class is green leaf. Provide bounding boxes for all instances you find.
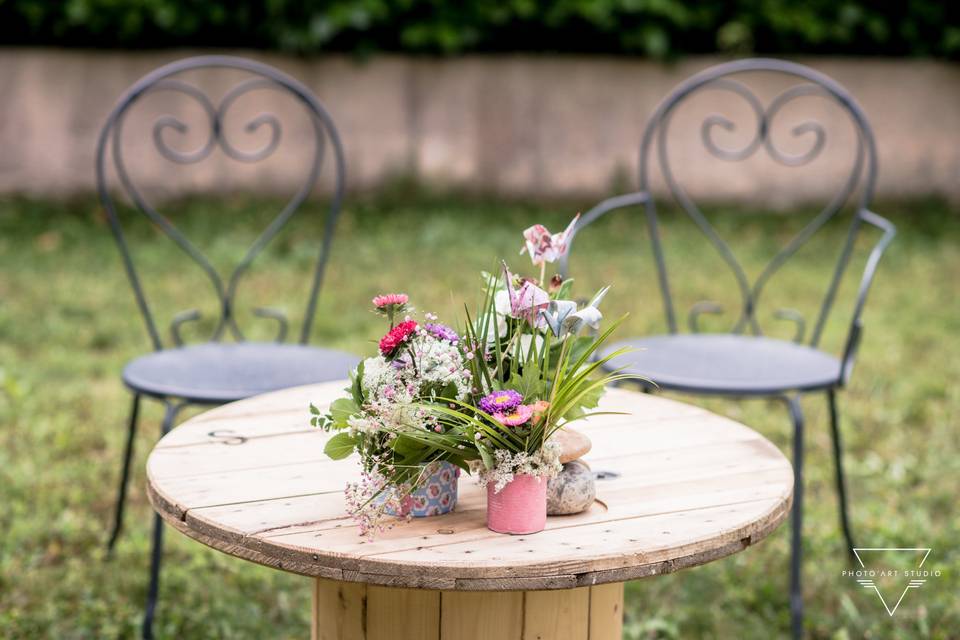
[329,397,359,429]
[565,336,594,369]
[445,455,472,473]
[505,359,544,400]
[478,443,494,470]
[324,432,358,460]
[350,360,365,405]
[575,379,605,411]
[391,434,423,457]
[440,380,458,400]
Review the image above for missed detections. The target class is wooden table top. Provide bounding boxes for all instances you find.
[147,382,793,591]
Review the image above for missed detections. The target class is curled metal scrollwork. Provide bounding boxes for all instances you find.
[216,78,283,163]
[699,79,765,161]
[688,301,726,333]
[170,308,203,346]
[253,307,289,343]
[147,77,284,166]
[763,84,828,167]
[698,79,829,167]
[150,80,218,164]
[773,308,807,343]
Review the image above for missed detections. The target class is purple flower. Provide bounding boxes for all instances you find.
[478,389,523,415]
[425,323,459,343]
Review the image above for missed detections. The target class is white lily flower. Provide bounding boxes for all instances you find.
[519,333,545,356]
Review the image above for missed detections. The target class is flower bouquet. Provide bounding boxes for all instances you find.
[310,294,475,536]
[424,216,637,534]
[314,215,636,537]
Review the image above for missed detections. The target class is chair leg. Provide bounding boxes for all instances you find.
[142,511,165,640]
[827,390,857,561]
[107,393,141,554]
[783,395,805,640]
[142,401,182,640]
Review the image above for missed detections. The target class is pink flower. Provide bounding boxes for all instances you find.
[379,320,418,356]
[372,293,409,309]
[520,214,580,266]
[530,400,550,424]
[492,404,534,427]
[502,263,549,327]
[373,293,410,325]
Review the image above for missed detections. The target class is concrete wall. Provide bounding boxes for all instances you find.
[1,48,958,204]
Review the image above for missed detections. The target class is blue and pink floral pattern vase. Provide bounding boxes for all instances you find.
[385,461,459,517]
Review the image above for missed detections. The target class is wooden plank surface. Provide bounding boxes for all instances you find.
[440,591,523,640]
[366,585,440,640]
[313,580,622,640]
[588,583,624,639]
[524,588,590,640]
[147,383,793,590]
[312,579,366,640]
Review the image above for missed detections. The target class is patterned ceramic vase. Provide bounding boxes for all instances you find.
[486,473,548,534]
[384,461,460,517]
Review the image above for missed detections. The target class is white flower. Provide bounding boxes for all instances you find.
[476,439,562,493]
[518,333,544,356]
[404,334,472,400]
[361,356,403,402]
[347,415,378,435]
[494,289,512,316]
[484,291,510,343]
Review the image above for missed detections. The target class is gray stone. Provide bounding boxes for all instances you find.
[547,459,596,515]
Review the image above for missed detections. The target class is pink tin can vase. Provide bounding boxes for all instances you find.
[486,473,548,534]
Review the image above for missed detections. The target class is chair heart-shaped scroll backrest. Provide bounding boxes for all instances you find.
[638,58,878,348]
[96,55,345,350]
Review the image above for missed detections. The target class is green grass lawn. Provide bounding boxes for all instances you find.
[0,192,957,639]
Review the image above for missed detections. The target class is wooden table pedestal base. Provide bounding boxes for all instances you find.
[312,579,624,640]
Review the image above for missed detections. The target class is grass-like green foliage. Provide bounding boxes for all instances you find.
[0,193,957,638]
[431,268,637,471]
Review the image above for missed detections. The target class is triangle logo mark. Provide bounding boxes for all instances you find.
[851,548,931,616]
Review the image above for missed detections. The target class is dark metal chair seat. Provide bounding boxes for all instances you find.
[604,334,840,395]
[123,343,359,403]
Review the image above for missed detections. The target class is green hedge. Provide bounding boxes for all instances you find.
[2,0,959,58]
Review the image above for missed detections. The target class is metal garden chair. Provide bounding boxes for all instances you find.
[96,56,358,639]
[561,59,895,639]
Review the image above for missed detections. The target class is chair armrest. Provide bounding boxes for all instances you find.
[840,209,896,384]
[560,191,651,278]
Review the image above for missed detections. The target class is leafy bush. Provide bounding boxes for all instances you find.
[0,0,958,58]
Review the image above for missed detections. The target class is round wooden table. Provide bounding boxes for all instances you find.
[147,382,793,640]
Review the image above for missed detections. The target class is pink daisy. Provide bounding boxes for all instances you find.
[492,404,534,427]
[372,293,409,308]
